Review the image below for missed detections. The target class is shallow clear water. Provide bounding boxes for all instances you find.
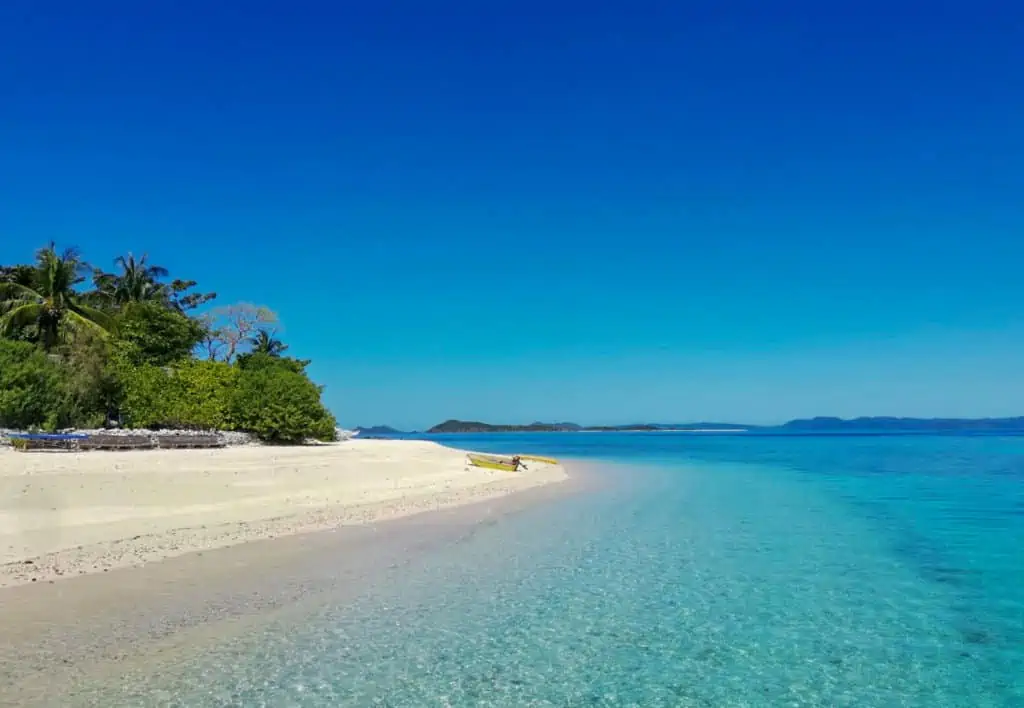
[92,434,1024,706]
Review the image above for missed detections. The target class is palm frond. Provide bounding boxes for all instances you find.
[0,302,42,335]
[63,309,110,337]
[68,302,114,331]
[0,280,43,301]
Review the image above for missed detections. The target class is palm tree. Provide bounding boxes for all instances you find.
[248,328,288,357]
[0,243,113,349]
[92,253,170,307]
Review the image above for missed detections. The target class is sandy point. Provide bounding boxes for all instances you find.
[0,439,568,588]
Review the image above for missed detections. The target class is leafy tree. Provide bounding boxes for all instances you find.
[90,254,216,314]
[236,350,310,374]
[0,265,39,342]
[248,328,288,356]
[230,364,336,443]
[113,301,206,366]
[52,331,120,428]
[92,253,169,306]
[168,278,217,312]
[0,243,112,350]
[0,340,65,429]
[1,243,336,443]
[200,303,278,363]
[0,264,35,287]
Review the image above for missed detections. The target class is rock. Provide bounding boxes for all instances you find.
[2,427,256,447]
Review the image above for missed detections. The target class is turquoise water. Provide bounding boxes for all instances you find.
[100,434,1023,706]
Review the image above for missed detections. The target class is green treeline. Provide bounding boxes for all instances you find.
[0,243,336,443]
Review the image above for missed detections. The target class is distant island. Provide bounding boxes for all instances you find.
[427,420,582,433]
[425,417,1024,434]
[426,420,750,434]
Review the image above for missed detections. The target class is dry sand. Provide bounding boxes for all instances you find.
[0,439,567,588]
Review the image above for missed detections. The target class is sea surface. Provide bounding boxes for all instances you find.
[86,433,1023,706]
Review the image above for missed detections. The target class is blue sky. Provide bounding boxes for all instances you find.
[2,1,1023,429]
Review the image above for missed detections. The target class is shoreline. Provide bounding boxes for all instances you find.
[0,462,586,705]
[0,439,567,588]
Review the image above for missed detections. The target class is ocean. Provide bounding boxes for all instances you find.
[83,433,1024,706]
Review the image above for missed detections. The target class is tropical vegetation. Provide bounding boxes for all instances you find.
[0,243,336,443]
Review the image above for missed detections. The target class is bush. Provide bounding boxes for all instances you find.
[230,364,336,444]
[117,359,236,429]
[0,340,66,429]
[112,360,169,428]
[54,331,119,428]
[166,360,237,429]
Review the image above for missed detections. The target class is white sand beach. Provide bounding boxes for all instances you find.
[0,440,567,588]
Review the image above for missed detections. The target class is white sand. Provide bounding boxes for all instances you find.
[0,440,567,588]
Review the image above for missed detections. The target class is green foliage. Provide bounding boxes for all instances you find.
[0,340,65,429]
[118,359,237,430]
[0,243,112,350]
[247,329,288,356]
[92,253,170,306]
[2,243,336,444]
[118,355,335,442]
[113,301,206,366]
[236,351,310,375]
[53,331,119,428]
[230,364,336,444]
[167,360,237,429]
[168,279,217,312]
[0,264,35,287]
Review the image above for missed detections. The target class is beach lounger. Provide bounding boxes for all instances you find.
[79,434,156,451]
[156,434,225,449]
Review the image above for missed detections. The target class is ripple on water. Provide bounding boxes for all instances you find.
[72,445,1024,707]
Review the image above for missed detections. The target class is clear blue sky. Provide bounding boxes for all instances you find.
[2,1,1023,430]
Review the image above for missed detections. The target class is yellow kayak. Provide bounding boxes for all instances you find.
[467,453,518,471]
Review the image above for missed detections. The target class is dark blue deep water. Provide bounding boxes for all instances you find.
[100,434,1024,706]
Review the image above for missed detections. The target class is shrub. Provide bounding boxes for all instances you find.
[165,359,237,429]
[0,340,65,429]
[117,359,236,430]
[229,364,336,444]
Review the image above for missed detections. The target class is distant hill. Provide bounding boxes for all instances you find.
[427,420,580,434]
[780,416,1024,432]
[426,420,748,433]
[424,416,1024,435]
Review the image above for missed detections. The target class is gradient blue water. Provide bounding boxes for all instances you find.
[99,434,1023,706]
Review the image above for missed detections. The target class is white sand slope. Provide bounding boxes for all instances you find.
[0,440,567,588]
